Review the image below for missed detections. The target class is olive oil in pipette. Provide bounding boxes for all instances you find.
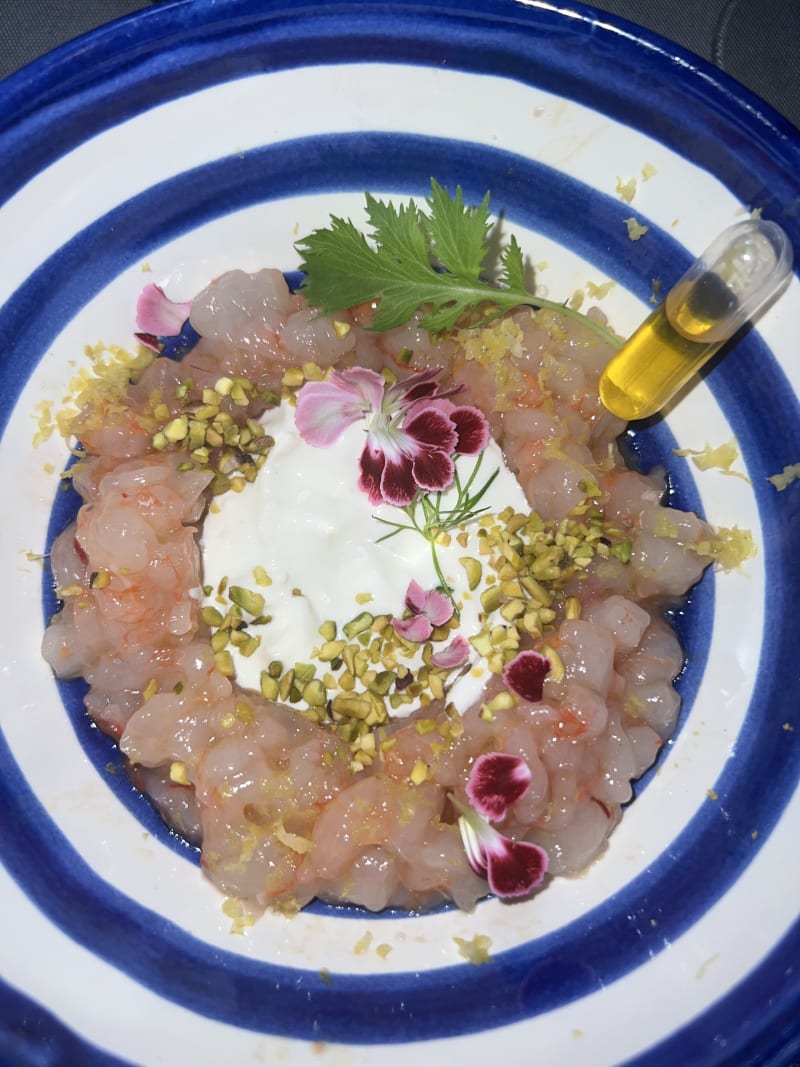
[599,219,793,421]
[599,272,736,421]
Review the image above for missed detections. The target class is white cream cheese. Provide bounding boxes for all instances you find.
[201,403,529,716]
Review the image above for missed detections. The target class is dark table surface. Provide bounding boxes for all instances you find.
[1,0,799,132]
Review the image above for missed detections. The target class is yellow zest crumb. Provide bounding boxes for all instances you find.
[767,463,800,491]
[140,261,152,272]
[624,217,649,241]
[706,788,719,801]
[375,943,393,959]
[641,162,658,181]
[32,400,56,447]
[453,934,493,965]
[354,931,373,955]
[319,968,333,985]
[585,279,616,299]
[691,526,756,572]
[222,897,256,934]
[568,289,585,310]
[673,439,749,480]
[615,175,637,203]
[272,817,314,855]
[783,722,795,732]
[355,592,374,604]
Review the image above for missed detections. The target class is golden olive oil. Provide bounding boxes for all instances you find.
[599,272,736,421]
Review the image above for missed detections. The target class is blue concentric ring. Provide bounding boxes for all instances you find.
[0,1,799,1064]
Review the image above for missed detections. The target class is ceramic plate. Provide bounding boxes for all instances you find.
[0,2,798,1065]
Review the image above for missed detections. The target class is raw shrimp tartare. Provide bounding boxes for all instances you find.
[42,190,728,914]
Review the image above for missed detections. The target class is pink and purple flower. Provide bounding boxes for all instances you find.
[294,366,489,506]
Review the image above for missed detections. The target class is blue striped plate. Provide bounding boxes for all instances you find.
[0,3,797,1065]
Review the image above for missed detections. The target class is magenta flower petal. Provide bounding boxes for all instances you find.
[466,753,532,821]
[296,367,385,447]
[403,407,458,455]
[485,835,548,899]
[136,284,192,336]
[453,798,548,899]
[384,367,442,409]
[358,440,386,505]
[503,650,551,704]
[422,587,453,627]
[134,331,161,353]
[379,452,419,506]
[411,447,455,494]
[449,405,490,455]
[430,634,470,669]
[392,614,433,642]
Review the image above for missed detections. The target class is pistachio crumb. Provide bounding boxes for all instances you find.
[169,760,191,785]
[410,759,428,785]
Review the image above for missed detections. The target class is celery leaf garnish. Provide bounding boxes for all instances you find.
[295,179,621,346]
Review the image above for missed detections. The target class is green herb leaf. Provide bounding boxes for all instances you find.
[295,179,621,346]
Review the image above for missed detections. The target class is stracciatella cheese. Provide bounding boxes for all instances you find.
[200,403,529,716]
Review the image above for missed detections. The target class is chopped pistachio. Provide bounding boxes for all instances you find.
[169,761,191,785]
[343,611,374,638]
[90,569,111,590]
[202,605,224,627]
[459,556,482,591]
[246,566,272,590]
[410,759,428,785]
[214,650,235,677]
[260,671,279,700]
[228,585,266,616]
[282,367,305,388]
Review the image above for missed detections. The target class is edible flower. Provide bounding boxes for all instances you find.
[466,752,532,821]
[135,283,192,350]
[452,752,548,899]
[295,366,488,506]
[391,579,453,641]
[502,649,550,704]
[430,633,470,669]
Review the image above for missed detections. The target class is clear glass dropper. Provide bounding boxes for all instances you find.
[598,219,794,421]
